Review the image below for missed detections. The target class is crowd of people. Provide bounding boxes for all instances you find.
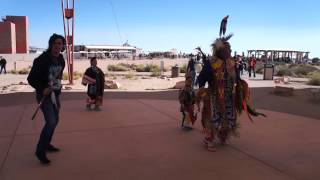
[26,16,266,165]
[178,16,265,152]
[235,55,257,78]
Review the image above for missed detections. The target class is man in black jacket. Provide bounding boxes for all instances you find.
[27,34,66,164]
[0,56,7,74]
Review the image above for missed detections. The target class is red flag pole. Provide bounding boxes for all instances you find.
[61,0,70,83]
[61,0,75,84]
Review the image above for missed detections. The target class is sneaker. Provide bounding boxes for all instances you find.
[203,137,210,145]
[183,126,193,131]
[94,105,101,111]
[207,142,216,152]
[47,144,60,152]
[86,104,91,111]
[35,152,51,164]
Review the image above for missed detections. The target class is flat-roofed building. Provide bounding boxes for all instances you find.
[0,21,16,53]
[74,44,141,59]
[5,16,29,53]
[0,16,28,54]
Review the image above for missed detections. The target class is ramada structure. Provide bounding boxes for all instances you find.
[247,49,309,62]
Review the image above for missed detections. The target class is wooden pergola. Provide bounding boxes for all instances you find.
[247,50,309,63]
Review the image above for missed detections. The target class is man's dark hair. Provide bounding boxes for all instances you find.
[47,33,66,52]
[90,57,97,63]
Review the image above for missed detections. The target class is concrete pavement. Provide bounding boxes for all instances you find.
[0,91,319,180]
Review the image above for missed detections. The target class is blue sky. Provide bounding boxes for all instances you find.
[1,0,319,57]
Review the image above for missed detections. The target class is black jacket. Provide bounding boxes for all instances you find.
[0,58,6,66]
[27,51,65,93]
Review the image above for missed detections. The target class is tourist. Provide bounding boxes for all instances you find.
[248,55,257,78]
[0,56,7,74]
[27,33,66,164]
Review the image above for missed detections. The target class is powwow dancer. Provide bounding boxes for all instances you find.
[186,56,196,88]
[179,76,197,130]
[82,57,105,111]
[198,16,266,151]
[196,88,216,151]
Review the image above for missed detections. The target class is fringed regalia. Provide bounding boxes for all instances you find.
[179,86,197,129]
[197,17,266,146]
[82,66,105,106]
[196,88,215,142]
[198,48,240,144]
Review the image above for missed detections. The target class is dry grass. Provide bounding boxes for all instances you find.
[307,71,320,86]
[124,71,138,80]
[107,64,129,71]
[180,64,187,73]
[62,71,83,80]
[151,68,161,77]
[18,68,29,74]
[275,64,318,77]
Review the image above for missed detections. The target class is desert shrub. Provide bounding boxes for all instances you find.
[124,71,136,79]
[130,64,138,70]
[135,64,146,72]
[307,71,320,86]
[274,64,318,78]
[180,64,187,73]
[73,71,83,80]
[10,70,18,74]
[255,62,264,74]
[312,57,319,64]
[135,64,160,72]
[120,63,136,69]
[151,68,161,77]
[149,64,160,72]
[116,63,139,71]
[18,68,29,74]
[275,65,293,76]
[107,64,128,71]
[293,65,318,77]
[62,73,69,80]
[256,67,264,74]
[143,64,154,72]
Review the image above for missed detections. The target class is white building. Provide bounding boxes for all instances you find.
[74,44,141,60]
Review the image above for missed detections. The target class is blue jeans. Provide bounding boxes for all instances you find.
[36,92,60,154]
[0,65,6,74]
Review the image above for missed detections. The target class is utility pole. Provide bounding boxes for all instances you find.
[61,0,75,84]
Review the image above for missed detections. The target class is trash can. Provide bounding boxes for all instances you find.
[171,65,180,78]
[263,63,274,80]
